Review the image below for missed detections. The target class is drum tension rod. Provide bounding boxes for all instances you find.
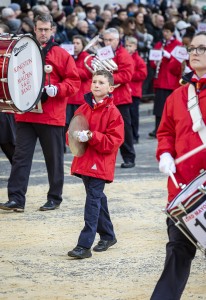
[199,185,206,194]
[0,54,11,58]
[0,78,8,83]
[177,203,187,213]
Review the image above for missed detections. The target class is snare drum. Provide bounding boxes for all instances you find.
[166,171,206,253]
[0,34,45,112]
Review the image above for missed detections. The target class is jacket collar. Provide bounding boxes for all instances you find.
[84,92,113,108]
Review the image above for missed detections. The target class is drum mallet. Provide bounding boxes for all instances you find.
[44,65,53,87]
[175,144,206,165]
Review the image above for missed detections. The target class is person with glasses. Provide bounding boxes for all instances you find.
[0,13,80,212]
[150,31,206,300]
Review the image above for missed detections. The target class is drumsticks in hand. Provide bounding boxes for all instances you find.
[44,65,53,87]
[170,144,206,189]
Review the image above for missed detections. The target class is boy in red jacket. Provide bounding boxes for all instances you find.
[125,36,147,144]
[68,70,124,259]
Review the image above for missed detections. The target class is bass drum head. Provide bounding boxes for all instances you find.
[7,35,44,112]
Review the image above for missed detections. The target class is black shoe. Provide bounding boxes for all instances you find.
[39,201,60,211]
[0,200,24,212]
[93,238,117,252]
[121,162,135,168]
[148,130,156,138]
[68,246,92,259]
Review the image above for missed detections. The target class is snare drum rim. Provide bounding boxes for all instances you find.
[7,34,45,113]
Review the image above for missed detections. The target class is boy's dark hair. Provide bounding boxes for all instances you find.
[93,70,114,86]
[163,21,175,33]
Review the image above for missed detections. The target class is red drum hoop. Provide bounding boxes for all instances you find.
[165,171,206,254]
[0,34,45,112]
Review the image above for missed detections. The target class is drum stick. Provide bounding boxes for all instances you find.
[44,65,53,87]
[175,144,206,165]
[169,170,179,189]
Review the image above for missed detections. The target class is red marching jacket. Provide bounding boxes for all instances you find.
[157,84,206,202]
[15,46,80,126]
[129,51,147,98]
[112,45,134,105]
[67,51,92,105]
[71,93,124,182]
[150,38,182,90]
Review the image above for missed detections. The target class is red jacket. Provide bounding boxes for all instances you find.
[67,51,92,105]
[157,84,206,202]
[71,93,124,182]
[129,51,147,98]
[15,46,80,126]
[112,45,134,105]
[150,38,182,90]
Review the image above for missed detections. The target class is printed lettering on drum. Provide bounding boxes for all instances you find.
[182,201,206,248]
[7,36,44,112]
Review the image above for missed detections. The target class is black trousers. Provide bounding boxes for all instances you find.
[130,96,140,141]
[117,104,136,163]
[150,218,196,300]
[8,122,65,207]
[77,176,115,249]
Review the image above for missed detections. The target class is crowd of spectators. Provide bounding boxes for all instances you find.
[0,0,206,97]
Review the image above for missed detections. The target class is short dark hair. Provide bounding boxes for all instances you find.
[34,13,53,27]
[93,70,114,86]
[163,21,175,33]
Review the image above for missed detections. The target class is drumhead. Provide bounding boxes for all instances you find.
[168,171,206,211]
[7,35,45,112]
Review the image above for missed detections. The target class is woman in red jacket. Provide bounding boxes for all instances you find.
[68,70,124,259]
[151,31,206,300]
[149,21,182,138]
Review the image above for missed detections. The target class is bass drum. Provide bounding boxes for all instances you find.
[0,34,45,112]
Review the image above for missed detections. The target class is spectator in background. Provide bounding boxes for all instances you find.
[146,13,164,45]
[84,6,98,39]
[108,9,128,28]
[126,2,138,17]
[99,10,112,30]
[65,12,78,41]
[125,36,147,144]
[69,20,90,42]
[8,3,22,18]
[52,10,69,44]
[1,7,21,34]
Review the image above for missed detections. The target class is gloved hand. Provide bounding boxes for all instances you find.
[76,130,92,142]
[163,50,171,59]
[159,152,176,175]
[45,85,58,97]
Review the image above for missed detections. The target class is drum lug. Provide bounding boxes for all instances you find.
[199,185,206,194]
[177,202,187,213]
[0,78,8,83]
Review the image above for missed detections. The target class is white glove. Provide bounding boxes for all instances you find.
[163,50,171,59]
[159,152,176,175]
[77,130,92,142]
[45,85,58,97]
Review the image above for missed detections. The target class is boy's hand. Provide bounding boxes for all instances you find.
[75,130,92,142]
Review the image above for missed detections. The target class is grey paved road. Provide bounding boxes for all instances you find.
[0,101,160,189]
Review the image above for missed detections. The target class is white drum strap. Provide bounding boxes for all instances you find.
[187,84,206,144]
